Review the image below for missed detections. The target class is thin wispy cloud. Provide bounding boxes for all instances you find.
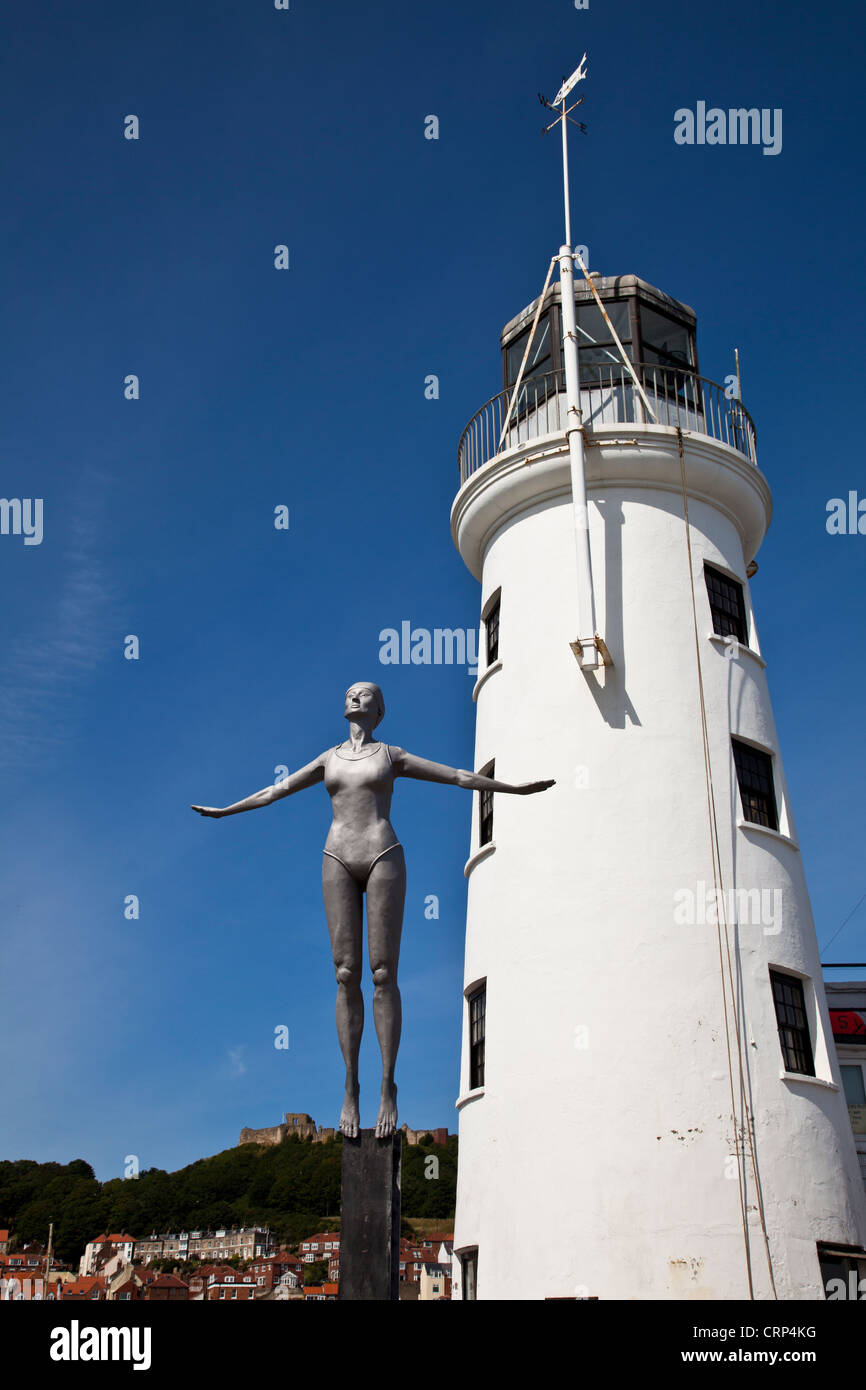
[227,1047,247,1078]
[0,470,118,770]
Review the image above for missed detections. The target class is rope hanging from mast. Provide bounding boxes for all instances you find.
[676,425,778,1300]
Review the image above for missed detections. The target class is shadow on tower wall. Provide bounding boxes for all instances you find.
[581,495,641,730]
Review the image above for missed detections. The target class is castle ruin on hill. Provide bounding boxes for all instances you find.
[238,1113,448,1148]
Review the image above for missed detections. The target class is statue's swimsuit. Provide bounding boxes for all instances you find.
[322,742,404,887]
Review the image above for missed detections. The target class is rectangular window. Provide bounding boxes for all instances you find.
[705,565,747,645]
[469,984,486,1089]
[841,1065,866,1107]
[462,1250,478,1301]
[485,597,500,666]
[479,761,494,846]
[817,1243,866,1299]
[733,739,778,831]
[770,971,815,1076]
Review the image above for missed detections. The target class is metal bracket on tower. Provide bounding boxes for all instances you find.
[570,634,613,668]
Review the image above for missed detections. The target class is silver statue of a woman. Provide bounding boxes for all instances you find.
[192,682,553,1140]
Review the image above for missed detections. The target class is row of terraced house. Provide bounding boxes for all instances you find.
[1,1226,455,1301]
[298,1229,454,1296]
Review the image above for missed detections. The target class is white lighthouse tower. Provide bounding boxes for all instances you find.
[448,62,866,1301]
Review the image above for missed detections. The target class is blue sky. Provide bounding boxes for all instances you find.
[1,0,864,1182]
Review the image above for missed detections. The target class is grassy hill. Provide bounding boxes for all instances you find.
[0,1133,457,1263]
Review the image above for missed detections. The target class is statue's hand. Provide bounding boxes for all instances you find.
[191,805,224,818]
[517,779,555,795]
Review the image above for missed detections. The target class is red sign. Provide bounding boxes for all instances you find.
[830,1009,866,1039]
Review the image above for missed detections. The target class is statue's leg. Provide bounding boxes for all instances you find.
[365,847,406,1139]
[322,854,364,1139]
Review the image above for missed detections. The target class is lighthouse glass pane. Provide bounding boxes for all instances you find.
[732,739,778,831]
[574,301,632,383]
[505,316,551,387]
[640,306,693,368]
[575,301,631,348]
[770,971,815,1076]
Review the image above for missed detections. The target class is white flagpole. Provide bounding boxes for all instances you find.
[561,93,572,248]
[552,56,599,669]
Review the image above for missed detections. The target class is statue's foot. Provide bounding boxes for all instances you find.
[375,1082,398,1139]
[340,1090,360,1139]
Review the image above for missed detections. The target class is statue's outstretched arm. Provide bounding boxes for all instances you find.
[191,753,327,818]
[391,747,554,796]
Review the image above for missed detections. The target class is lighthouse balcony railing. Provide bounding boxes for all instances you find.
[457,363,757,484]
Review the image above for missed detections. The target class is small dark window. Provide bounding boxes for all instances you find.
[732,739,778,831]
[705,565,747,645]
[461,1249,478,1301]
[770,971,815,1076]
[468,985,486,1090]
[817,1243,866,1299]
[841,1065,866,1107]
[485,598,500,665]
[479,761,494,846]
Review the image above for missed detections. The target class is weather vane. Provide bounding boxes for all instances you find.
[538,54,588,247]
[540,54,589,126]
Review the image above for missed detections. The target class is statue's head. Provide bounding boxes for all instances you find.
[344,682,385,730]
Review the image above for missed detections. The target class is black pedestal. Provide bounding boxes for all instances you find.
[338,1130,401,1301]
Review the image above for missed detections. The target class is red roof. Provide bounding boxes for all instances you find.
[149,1274,189,1288]
[61,1276,107,1298]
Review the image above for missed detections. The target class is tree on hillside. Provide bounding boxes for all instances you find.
[0,1133,456,1263]
[400,1135,457,1220]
